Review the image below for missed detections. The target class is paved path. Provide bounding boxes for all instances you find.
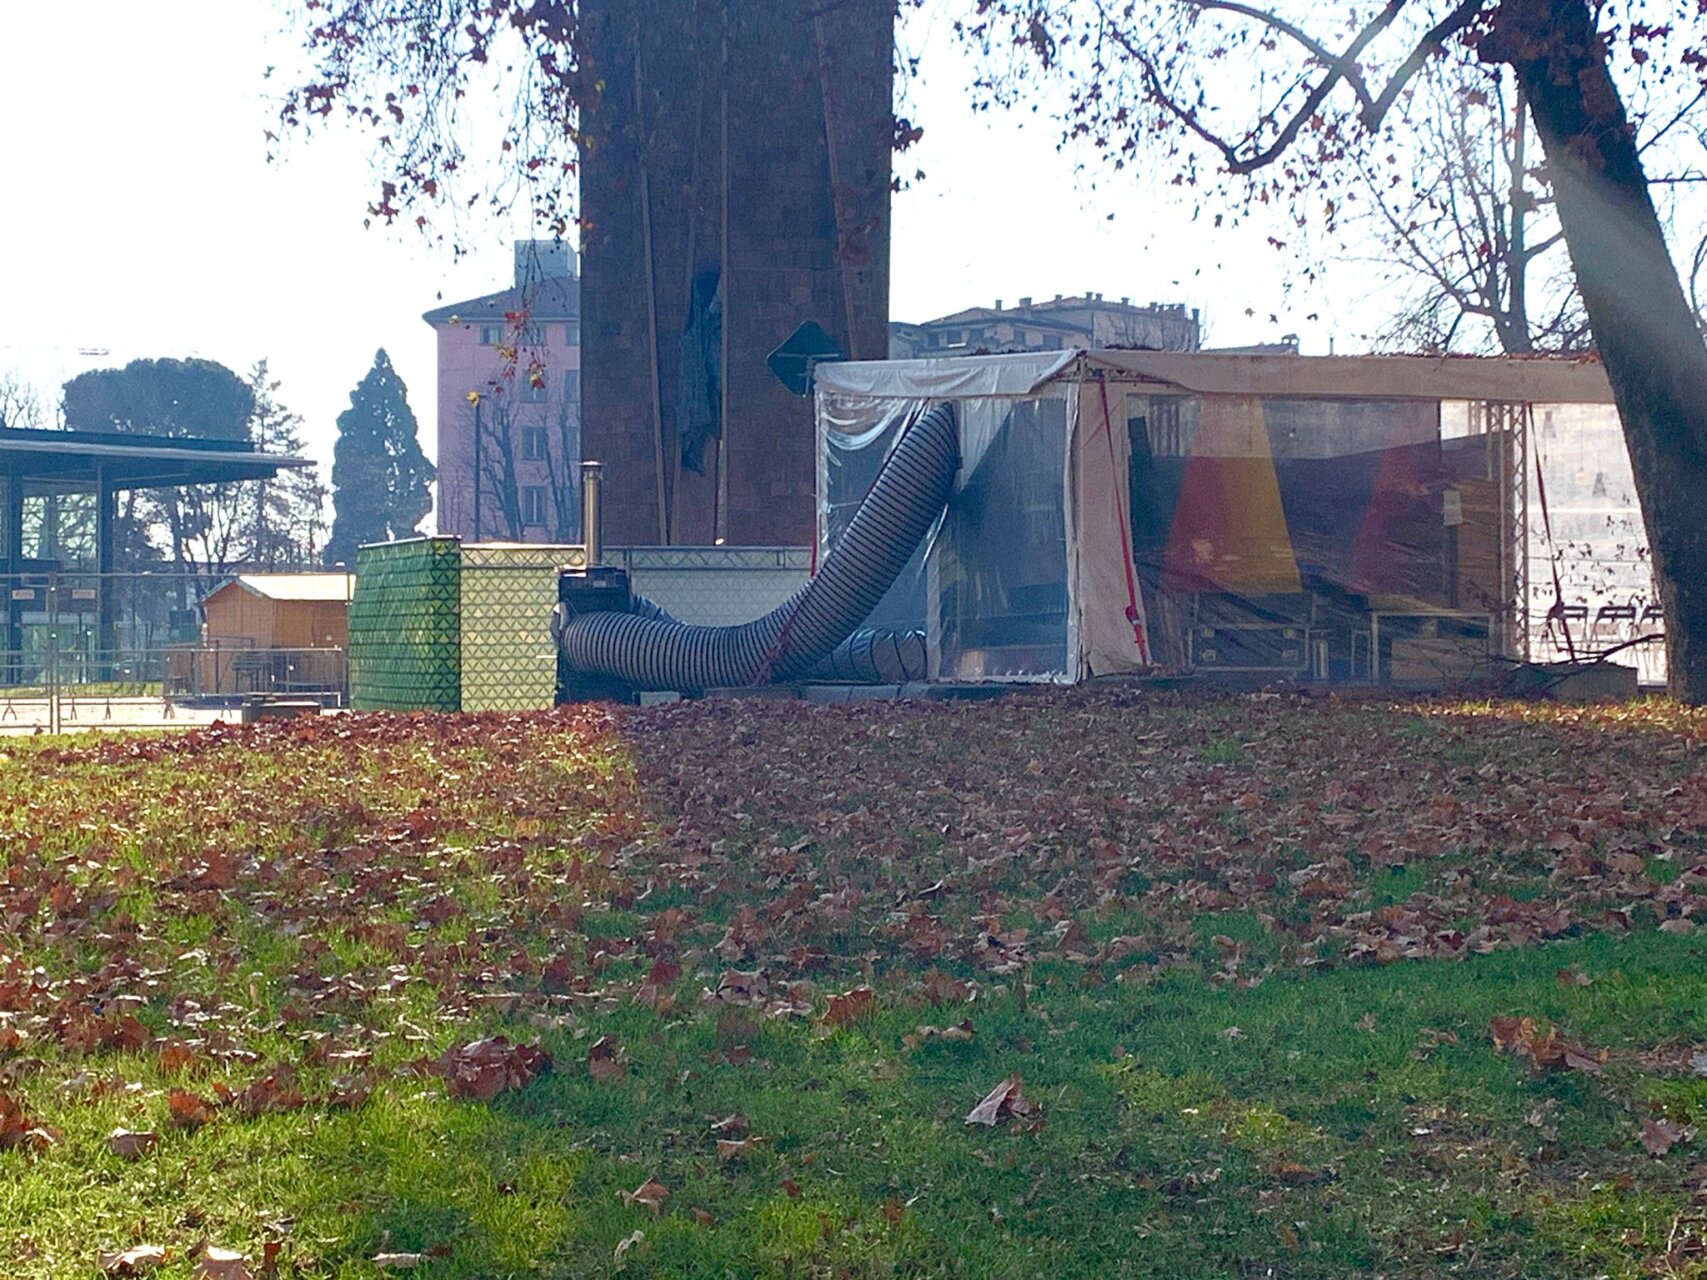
[0,697,229,735]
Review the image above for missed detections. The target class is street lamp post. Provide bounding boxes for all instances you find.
[468,390,484,543]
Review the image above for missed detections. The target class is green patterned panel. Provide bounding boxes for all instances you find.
[348,538,462,711]
[459,544,583,712]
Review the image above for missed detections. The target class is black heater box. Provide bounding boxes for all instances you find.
[555,566,639,705]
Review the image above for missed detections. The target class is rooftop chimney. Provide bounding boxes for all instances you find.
[995,299,1004,311]
[1019,296,1032,308]
[514,239,578,288]
[1120,296,1130,305]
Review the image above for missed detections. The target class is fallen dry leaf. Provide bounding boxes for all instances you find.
[820,987,876,1030]
[619,1177,669,1214]
[716,1135,764,1163]
[433,1037,551,1101]
[710,1112,749,1134]
[106,1128,159,1161]
[905,1019,975,1049]
[0,1089,59,1153]
[1490,1016,1603,1074]
[965,1074,1041,1126]
[613,1229,645,1264]
[587,1035,626,1082]
[1641,1116,1695,1157]
[98,1244,167,1276]
[193,1245,251,1280]
[156,1041,198,1073]
[167,1088,216,1130]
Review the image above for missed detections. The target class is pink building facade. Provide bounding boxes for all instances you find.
[424,242,582,542]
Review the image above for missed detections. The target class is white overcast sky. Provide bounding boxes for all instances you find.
[0,1,1372,492]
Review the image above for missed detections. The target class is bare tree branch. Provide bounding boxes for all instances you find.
[1359,0,1489,131]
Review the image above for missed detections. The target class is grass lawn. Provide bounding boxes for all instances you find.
[3,691,1707,1278]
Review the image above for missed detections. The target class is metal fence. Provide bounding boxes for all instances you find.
[0,645,348,733]
[0,567,350,732]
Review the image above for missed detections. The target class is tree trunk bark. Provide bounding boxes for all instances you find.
[1485,0,1707,701]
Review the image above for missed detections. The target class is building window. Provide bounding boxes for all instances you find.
[564,321,581,346]
[521,427,548,461]
[562,370,580,404]
[522,378,548,403]
[521,486,548,526]
[478,323,543,346]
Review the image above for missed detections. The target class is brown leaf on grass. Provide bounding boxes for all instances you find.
[1490,1016,1603,1074]
[167,1088,216,1130]
[820,987,875,1030]
[780,1177,802,1198]
[689,1207,715,1226]
[98,1244,167,1276]
[619,1177,669,1213]
[157,1041,198,1073]
[1555,968,1594,987]
[541,951,579,995]
[193,1246,252,1280]
[587,1035,626,1083]
[325,1073,374,1111]
[0,1089,59,1152]
[433,1037,551,1101]
[232,1069,306,1120]
[716,1135,764,1163]
[964,1075,1041,1126]
[634,959,680,1012]
[882,1198,906,1224]
[710,1112,749,1134]
[1641,1116,1696,1157]
[106,1128,159,1160]
[714,968,769,1007]
[904,1019,976,1049]
[186,851,239,892]
[108,1015,150,1051]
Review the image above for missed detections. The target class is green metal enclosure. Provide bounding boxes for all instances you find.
[349,539,586,712]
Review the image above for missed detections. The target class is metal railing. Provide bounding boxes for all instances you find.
[0,645,348,733]
[0,566,351,731]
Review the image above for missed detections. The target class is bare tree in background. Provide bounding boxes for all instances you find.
[1354,54,1586,354]
[0,371,47,431]
[957,0,1707,700]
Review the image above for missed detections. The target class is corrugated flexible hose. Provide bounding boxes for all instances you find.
[555,402,959,692]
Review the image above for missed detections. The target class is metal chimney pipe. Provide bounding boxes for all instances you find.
[581,461,603,567]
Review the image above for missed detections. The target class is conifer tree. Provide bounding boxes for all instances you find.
[324,350,434,566]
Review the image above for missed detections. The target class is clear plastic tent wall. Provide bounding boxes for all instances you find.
[815,354,1120,682]
[815,351,1642,686]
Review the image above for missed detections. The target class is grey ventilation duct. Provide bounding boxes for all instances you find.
[555,403,958,692]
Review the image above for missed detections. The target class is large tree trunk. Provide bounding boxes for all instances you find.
[1485,0,1707,702]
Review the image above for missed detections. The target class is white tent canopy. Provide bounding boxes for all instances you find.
[814,349,1633,686]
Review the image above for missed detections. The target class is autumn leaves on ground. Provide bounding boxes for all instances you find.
[4,693,1707,1279]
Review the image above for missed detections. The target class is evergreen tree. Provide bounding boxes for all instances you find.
[324,350,434,566]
